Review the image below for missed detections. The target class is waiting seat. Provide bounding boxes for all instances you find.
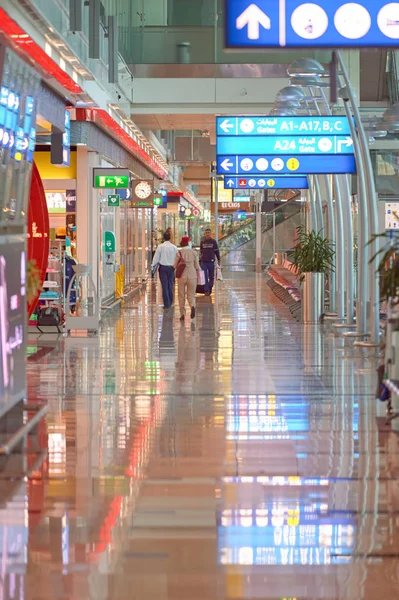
[266,260,301,319]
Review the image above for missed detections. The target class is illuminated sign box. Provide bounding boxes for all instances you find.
[226,0,399,49]
[93,168,130,188]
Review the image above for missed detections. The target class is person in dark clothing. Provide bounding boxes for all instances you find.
[152,231,178,308]
[200,228,221,296]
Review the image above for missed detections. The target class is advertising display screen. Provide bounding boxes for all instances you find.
[0,236,26,412]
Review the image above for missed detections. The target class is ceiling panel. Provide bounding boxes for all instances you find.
[132,113,216,132]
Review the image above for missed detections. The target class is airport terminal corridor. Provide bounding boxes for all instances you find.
[20,274,393,600]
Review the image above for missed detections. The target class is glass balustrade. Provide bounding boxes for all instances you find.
[31,0,331,68]
[218,199,305,271]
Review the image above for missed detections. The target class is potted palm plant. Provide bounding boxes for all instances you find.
[291,226,335,324]
[369,232,399,303]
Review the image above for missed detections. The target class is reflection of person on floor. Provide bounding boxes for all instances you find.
[159,307,175,355]
[152,231,178,308]
[199,301,219,364]
[200,228,220,296]
[174,236,200,322]
[176,323,199,393]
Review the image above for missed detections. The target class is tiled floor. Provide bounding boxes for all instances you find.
[7,273,398,598]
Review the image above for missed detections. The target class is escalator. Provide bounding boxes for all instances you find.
[219,196,305,270]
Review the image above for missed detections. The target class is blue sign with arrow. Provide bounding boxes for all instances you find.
[226,0,399,48]
[224,176,309,189]
[217,154,356,175]
[217,134,354,155]
[216,116,352,137]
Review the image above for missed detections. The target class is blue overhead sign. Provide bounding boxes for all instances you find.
[226,1,399,48]
[217,154,356,175]
[224,176,309,189]
[216,116,352,136]
[216,114,356,176]
[217,134,354,155]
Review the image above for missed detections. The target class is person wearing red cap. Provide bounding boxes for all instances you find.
[174,236,200,321]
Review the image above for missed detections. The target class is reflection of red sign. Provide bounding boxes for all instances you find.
[239,179,247,187]
[27,162,49,317]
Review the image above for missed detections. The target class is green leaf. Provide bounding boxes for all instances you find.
[291,225,335,278]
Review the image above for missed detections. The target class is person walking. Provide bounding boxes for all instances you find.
[200,228,220,296]
[174,236,200,321]
[152,231,178,308]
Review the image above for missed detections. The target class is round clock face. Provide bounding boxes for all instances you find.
[135,181,152,199]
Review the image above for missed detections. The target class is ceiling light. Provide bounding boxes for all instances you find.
[275,86,306,103]
[289,76,328,87]
[287,58,327,77]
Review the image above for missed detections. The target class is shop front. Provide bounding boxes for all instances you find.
[70,115,162,309]
[155,192,202,247]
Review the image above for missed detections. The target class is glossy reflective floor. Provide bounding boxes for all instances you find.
[12,273,398,598]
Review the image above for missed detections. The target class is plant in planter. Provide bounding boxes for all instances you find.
[369,232,399,304]
[291,226,335,323]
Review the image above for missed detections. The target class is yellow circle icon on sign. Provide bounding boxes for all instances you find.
[267,179,275,187]
[287,158,300,171]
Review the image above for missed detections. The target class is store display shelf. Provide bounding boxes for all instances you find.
[39,292,61,300]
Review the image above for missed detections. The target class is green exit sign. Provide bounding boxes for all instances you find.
[153,196,163,207]
[95,175,129,188]
[93,168,130,189]
[108,194,120,207]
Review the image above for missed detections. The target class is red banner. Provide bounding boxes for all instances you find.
[27,163,49,317]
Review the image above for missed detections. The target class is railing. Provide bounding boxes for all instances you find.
[220,197,301,254]
[220,198,305,270]
[387,51,399,106]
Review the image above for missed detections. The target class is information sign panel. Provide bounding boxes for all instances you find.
[224,175,309,189]
[226,1,399,49]
[217,134,353,155]
[108,194,120,207]
[217,154,356,175]
[216,116,352,137]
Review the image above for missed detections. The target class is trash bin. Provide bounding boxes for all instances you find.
[177,42,191,64]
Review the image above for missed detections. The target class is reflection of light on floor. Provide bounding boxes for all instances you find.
[222,476,330,486]
[226,394,309,439]
[48,431,66,475]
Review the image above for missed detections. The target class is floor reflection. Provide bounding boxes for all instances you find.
[7,274,395,598]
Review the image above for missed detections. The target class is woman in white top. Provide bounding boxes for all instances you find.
[174,236,200,321]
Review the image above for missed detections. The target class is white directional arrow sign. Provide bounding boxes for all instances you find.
[220,119,234,134]
[337,136,353,153]
[236,4,271,40]
[221,159,234,172]
[226,179,235,187]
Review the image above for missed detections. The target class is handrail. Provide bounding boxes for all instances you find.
[220,200,303,254]
[387,50,399,106]
[219,192,301,246]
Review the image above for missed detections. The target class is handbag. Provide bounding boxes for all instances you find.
[37,306,61,326]
[151,263,159,278]
[175,251,186,279]
[197,269,205,286]
[216,264,223,281]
